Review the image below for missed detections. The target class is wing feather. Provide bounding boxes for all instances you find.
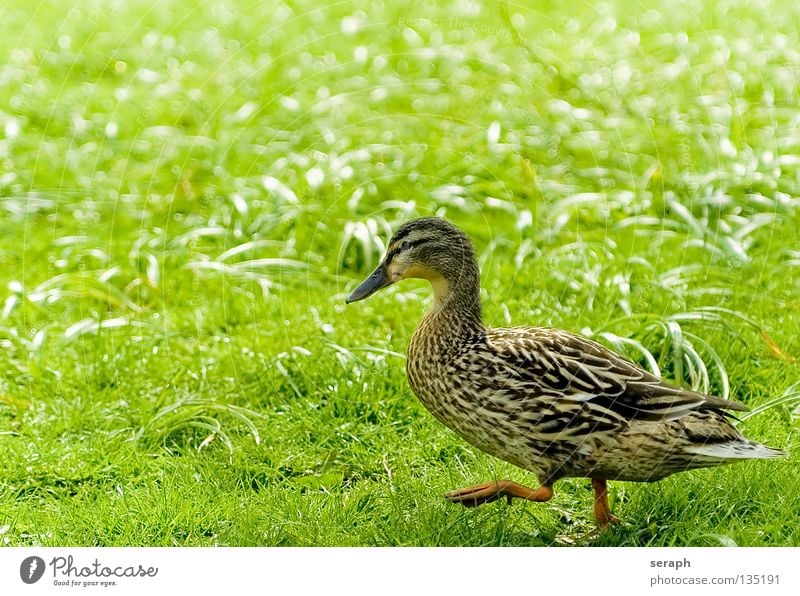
[484,327,748,428]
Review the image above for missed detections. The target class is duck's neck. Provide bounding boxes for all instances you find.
[424,265,484,332]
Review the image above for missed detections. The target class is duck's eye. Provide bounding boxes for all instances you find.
[400,240,411,251]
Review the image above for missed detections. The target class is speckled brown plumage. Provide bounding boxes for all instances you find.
[347,217,785,526]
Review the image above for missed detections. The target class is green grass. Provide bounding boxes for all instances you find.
[1,0,799,546]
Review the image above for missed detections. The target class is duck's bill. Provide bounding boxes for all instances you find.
[346,266,391,303]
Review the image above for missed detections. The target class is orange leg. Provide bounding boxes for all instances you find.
[592,478,621,528]
[445,479,553,507]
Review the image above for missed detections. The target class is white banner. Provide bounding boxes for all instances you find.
[1,547,797,595]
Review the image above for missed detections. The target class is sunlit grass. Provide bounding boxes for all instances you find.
[0,0,798,546]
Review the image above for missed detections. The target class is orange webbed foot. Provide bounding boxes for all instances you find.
[445,479,553,507]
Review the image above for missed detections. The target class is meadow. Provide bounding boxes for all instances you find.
[0,0,798,546]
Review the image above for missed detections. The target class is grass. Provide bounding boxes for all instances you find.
[0,0,799,546]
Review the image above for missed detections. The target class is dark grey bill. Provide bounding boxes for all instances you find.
[346,265,391,303]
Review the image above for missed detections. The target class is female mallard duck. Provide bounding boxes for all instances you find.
[346,217,784,527]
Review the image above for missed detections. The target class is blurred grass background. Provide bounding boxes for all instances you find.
[0,0,798,545]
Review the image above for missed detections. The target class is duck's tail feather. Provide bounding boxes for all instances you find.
[686,441,786,461]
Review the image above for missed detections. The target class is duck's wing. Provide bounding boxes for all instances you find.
[484,327,748,424]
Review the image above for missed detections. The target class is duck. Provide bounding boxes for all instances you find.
[346,216,785,527]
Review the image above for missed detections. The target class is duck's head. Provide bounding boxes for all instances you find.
[346,217,480,309]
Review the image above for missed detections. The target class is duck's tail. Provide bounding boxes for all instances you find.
[686,441,786,461]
